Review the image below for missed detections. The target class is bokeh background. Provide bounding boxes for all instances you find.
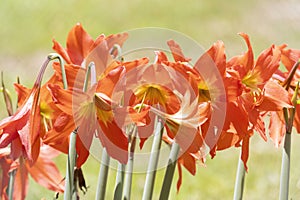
[1,0,300,199]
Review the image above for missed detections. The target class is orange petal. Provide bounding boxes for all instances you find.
[254,45,281,84]
[167,40,191,62]
[98,120,128,164]
[52,38,72,64]
[227,33,254,75]
[259,80,292,111]
[27,146,64,193]
[13,158,28,200]
[66,23,94,65]
[269,111,285,147]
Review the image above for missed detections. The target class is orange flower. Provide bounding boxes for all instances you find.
[268,44,300,146]
[47,66,129,165]
[222,33,291,168]
[0,58,52,163]
[52,23,128,69]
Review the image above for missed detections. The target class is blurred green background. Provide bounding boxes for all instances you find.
[1,0,300,199]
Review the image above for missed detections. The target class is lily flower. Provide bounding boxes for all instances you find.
[268,45,300,146]
[224,33,291,168]
[0,57,53,164]
[47,65,129,165]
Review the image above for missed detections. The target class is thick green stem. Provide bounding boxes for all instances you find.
[64,129,78,200]
[7,169,16,200]
[159,142,180,200]
[233,154,246,200]
[113,163,125,200]
[123,126,137,200]
[95,148,110,200]
[279,81,297,200]
[279,132,291,200]
[142,117,164,200]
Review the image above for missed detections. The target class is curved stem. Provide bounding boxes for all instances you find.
[48,53,68,89]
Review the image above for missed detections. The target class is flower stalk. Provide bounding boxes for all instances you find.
[233,154,246,200]
[95,148,110,200]
[113,163,125,200]
[48,53,68,89]
[7,169,16,200]
[142,116,164,200]
[64,128,78,200]
[123,126,137,200]
[159,142,180,200]
[279,82,299,199]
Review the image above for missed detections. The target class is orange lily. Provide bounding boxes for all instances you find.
[268,45,300,146]
[0,57,52,164]
[52,23,128,74]
[47,65,129,165]
[223,33,291,168]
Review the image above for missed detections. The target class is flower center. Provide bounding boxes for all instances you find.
[242,72,261,90]
[135,84,169,107]
[198,81,211,102]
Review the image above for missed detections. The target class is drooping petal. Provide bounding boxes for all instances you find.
[216,130,241,150]
[241,131,253,171]
[269,111,286,147]
[258,80,292,111]
[13,158,29,200]
[97,120,128,164]
[27,145,64,193]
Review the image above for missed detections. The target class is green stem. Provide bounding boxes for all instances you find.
[48,53,68,89]
[7,169,16,200]
[64,129,78,200]
[279,132,291,200]
[279,107,294,200]
[95,148,110,200]
[123,126,137,200]
[142,117,164,200]
[113,163,125,200]
[83,62,95,92]
[159,142,180,200]
[233,154,246,200]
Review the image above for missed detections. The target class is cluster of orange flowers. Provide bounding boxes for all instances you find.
[1,23,300,198]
